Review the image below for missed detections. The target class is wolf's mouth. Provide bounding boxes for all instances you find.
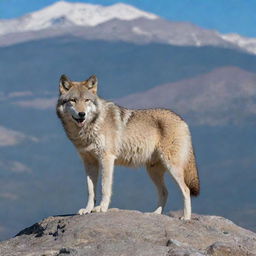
[72,116,86,127]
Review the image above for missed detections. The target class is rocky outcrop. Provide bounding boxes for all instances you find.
[0,209,255,256]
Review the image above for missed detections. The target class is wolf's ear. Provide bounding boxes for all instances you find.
[59,74,72,94]
[85,75,98,94]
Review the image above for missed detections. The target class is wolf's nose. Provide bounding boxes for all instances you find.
[78,112,85,118]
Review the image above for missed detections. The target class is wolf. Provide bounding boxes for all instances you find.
[56,74,200,220]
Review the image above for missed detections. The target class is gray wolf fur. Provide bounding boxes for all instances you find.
[56,74,200,220]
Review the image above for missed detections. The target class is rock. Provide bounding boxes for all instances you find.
[0,209,255,256]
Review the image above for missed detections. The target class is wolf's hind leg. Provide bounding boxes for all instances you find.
[166,163,191,220]
[146,163,168,214]
[78,163,99,215]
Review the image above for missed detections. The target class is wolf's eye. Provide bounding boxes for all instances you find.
[69,98,76,102]
[85,99,90,102]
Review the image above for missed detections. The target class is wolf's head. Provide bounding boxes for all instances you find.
[56,74,99,128]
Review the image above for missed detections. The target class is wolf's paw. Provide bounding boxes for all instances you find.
[78,207,93,215]
[92,205,108,213]
[153,207,163,214]
[180,216,191,221]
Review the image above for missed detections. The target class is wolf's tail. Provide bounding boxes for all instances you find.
[184,147,200,196]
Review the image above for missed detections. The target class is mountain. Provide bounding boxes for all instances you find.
[117,66,256,126]
[0,1,256,55]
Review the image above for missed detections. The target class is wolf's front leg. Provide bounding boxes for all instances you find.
[93,154,115,213]
[78,162,99,215]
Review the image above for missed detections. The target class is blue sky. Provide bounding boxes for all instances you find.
[0,0,255,37]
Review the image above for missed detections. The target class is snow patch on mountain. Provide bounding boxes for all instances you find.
[132,26,152,37]
[220,33,256,55]
[0,1,157,35]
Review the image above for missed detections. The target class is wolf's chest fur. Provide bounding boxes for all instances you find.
[65,113,158,167]
[70,123,105,157]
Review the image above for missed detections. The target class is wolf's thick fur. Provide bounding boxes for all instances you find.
[56,75,200,220]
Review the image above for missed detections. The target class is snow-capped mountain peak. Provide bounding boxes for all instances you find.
[0,1,256,56]
[0,1,158,35]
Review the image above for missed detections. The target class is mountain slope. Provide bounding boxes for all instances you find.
[117,66,256,125]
